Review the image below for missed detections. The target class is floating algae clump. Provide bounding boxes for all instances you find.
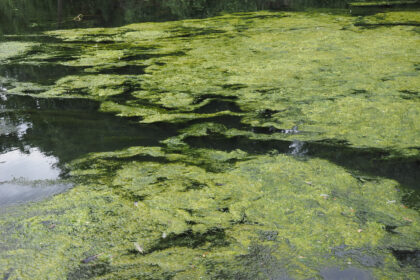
[26,10,419,153]
[0,10,419,279]
[1,147,419,279]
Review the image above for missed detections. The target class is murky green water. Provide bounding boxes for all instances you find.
[1,1,420,279]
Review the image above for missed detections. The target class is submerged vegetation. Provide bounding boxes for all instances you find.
[0,5,419,280]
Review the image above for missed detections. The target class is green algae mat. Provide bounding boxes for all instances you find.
[1,10,420,279]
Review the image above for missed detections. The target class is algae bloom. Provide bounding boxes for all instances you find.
[0,8,419,280]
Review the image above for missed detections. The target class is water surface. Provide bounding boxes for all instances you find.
[0,93,177,206]
[0,2,419,279]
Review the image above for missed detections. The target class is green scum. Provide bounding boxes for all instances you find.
[0,9,419,279]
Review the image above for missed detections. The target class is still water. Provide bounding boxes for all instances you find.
[0,1,419,279]
[0,147,65,206]
[0,93,176,206]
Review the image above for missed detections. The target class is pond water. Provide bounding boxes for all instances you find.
[0,93,177,206]
[0,1,419,279]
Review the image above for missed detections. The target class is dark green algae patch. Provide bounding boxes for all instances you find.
[1,10,420,279]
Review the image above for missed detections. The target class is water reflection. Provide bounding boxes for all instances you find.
[0,148,60,181]
[320,267,374,280]
[0,0,350,35]
[0,180,71,206]
[0,94,176,161]
[0,63,85,85]
[0,121,66,206]
[0,93,177,206]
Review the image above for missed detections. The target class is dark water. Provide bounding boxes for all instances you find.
[0,0,350,35]
[186,130,420,191]
[0,93,176,205]
[0,94,177,161]
[1,1,419,38]
[2,0,420,35]
[1,0,419,37]
[1,92,419,207]
[5,0,420,35]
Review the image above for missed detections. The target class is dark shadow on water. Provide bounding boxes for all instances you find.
[192,94,238,105]
[209,243,293,280]
[354,22,420,28]
[2,0,420,37]
[6,93,416,209]
[0,34,66,45]
[143,228,228,254]
[184,133,420,193]
[121,51,186,61]
[106,90,139,105]
[350,2,420,16]
[67,259,111,280]
[0,94,178,164]
[168,26,227,38]
[0,63,86,85]
[186,115,247,130]
[392,249,420,269]
[94,65,146,75]
[193,99,243,114]
[238,13,290,20]
[331,244,384,268]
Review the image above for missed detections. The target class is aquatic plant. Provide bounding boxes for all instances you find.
[0,9,419,279]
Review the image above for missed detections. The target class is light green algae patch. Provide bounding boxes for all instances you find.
[1,9,420,279]
[0,42,39,62]
[18,10,417,153]
[44,75,135,98]
[100,100,243,123]
[1,147,419,279]
[298,96,420,150]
